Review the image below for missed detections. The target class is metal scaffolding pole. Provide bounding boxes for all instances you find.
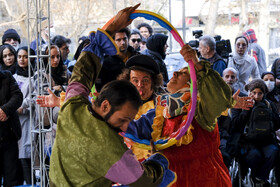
[169,0,173,51]
[182,0,186,42]
[27,0,53,186]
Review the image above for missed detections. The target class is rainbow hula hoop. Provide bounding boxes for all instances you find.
[103,10,197,149]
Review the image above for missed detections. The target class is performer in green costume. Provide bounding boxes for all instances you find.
[49,4,176,187]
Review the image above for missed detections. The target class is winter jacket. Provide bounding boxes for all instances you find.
[0,70,23,141]
[142,34,169,86]
[95,46,139,92]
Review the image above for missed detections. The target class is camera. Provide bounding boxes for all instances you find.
[187,30,203,57]
[214,35,232,59]
[188,40,199,48]
[188,30,203,48]
[187,31,232,60]
[214,35,221,41]
[192,30,203,39]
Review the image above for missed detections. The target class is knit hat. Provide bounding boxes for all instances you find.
[126,54,160,75]
[2,29,21,44]
[245,79,268,94]
[243,29,257,43]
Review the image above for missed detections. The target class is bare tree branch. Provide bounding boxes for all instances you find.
[204,0,220,35]
[1,0,17,19]
[0,13,26,27]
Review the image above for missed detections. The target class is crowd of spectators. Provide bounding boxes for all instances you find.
[0,12,280,186]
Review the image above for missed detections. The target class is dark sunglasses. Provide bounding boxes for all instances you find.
[131,39,141,43]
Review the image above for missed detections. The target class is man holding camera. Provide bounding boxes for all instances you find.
[199,35,226,76]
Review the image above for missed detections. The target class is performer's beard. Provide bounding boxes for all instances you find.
[104,109,122,133]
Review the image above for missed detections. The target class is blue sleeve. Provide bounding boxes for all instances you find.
[83,29,119,64]
[143,153,177,187]
[30,40,36,52]
[213,59,226,76]
[67,29,119,99]
[126,109,155,140]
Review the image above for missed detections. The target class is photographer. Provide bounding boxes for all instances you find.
[199,35,226,76]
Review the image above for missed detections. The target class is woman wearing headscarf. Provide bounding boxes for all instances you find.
[0,44,17,74]
[228,36,260,93]
[13,46,36,185]
[142,33,169,86]
[38,45,71,96]
[33,45,70,169]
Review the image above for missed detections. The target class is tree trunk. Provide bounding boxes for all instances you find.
[239,0,248,34]
[258,0,270,65]
[204,0,220,36]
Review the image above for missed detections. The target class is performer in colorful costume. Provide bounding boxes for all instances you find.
[126,45,234,186]
[49,4,176,187]
[118,54,164,161]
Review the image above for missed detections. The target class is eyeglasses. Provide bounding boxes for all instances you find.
[131,39,141,43]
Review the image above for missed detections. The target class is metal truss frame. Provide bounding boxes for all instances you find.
[27,0,53,186]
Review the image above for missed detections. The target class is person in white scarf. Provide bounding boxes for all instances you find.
[228,36,260,93]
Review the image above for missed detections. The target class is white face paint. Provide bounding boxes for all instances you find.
[265,80,275,92]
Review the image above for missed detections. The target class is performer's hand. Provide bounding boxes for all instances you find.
[180,44,203,71]
[36,88,60,108]
[232,89,254,110]
[105,3,140,36]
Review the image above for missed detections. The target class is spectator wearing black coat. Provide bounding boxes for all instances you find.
[270,59,280,112]
[95,27,139,92]
[142,33,169,86]
[231,79,280,186]
[0,70,23,186]
[218,67,242,168]
[271,58,280,90]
